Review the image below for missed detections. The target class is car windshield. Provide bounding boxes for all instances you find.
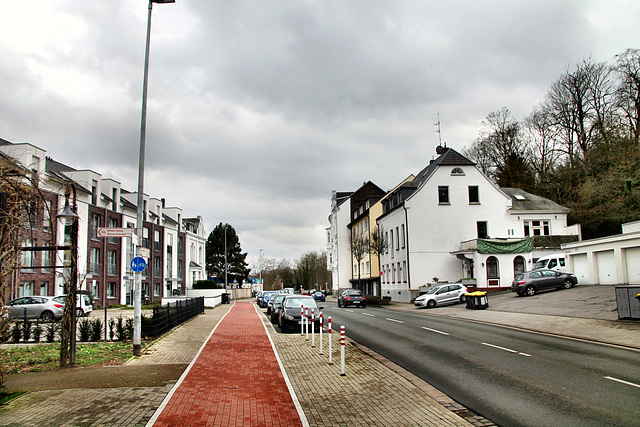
[533,260,547,269]
[274,295,286,303]
[514,274,524,281]
[347,290,362,296]
[426,287,441,295]
[284,298,318,309]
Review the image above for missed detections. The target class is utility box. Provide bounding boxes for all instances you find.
[615,286,640,319]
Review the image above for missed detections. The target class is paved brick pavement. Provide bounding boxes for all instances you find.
[149,301,304,427]
[264,311,473,427]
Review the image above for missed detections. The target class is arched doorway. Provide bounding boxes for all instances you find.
[486,256,499,287]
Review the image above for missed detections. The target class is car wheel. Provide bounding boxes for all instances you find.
[337,300,341,307]
[562,279,574,289]
[524,286,536,296]
[516,292,524,297]
[362,304,366,308]
[76,308,84,318]
[459,295,466,304]
[41,310,54,321]
[426,300,436,308]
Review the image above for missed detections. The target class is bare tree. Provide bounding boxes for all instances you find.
[349,233,369,291]
[541,58,616,169]
[614,48,640,142]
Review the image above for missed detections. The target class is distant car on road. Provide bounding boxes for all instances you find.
[5,296,65,321]
[414,283,468,308]
[312,291,325,302]
[337,289,366,308]
[511,269,577,296]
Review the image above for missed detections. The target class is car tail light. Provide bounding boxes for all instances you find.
[345,296,351,300]
[53,303,63,308]
[518,281,526,285]
[362,297,366,300]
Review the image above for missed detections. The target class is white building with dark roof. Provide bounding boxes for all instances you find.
[377,146,581,302]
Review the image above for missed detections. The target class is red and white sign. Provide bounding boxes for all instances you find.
[97,227,136,238]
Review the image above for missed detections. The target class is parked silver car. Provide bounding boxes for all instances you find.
[5,296,65,320]
[414,284,468,308]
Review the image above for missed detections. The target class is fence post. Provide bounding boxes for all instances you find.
[328,316,333,365]
[340,325,346,376]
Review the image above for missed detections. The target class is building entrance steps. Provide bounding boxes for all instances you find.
[148,301,305,427]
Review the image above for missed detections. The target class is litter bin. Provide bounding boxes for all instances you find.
[221,293,231,304]
[465,291,488,309]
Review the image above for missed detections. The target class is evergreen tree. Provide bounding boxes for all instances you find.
[205,223,250,287]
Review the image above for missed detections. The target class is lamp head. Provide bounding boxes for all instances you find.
[57,203,79,226]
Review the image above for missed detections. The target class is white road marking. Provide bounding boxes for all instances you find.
[482,342,531,357]
[605,376,640,389]
[345,309,354,313]
[362,313,375,317]
[421,326,449,336]
[386,318,404,324]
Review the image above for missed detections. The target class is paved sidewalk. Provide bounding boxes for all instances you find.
[149,301,304,427]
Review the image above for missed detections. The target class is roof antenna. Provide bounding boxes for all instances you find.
[434,110,443,147]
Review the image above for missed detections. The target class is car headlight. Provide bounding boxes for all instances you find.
[284,313,294,320]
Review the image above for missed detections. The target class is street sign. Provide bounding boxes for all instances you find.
[98,227,135,238]
[130,256,147,273]
[140,247,150,258]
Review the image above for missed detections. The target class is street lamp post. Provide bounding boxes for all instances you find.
[57,185,79,366]
[134,0,175,356]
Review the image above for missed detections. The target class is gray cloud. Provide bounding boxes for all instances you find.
[1,0,639,262]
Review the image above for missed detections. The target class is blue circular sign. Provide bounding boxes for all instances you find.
[131,256,147,273]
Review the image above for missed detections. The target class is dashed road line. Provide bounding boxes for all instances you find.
[362,313,375,317]
[482,342,531,357]
[421,326,449,336]
[386,318,404,324]
[605,376,640,389]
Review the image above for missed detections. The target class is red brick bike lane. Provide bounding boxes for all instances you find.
[150,301,305,427]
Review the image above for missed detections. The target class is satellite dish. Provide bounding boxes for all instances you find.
[436,145,444,155]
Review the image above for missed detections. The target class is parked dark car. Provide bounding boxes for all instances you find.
[267,292,287,315]
[5,296,65,320]
[269,293,288,324]
[511,269,578,296]
[337,289,366,308]
[278,295,323,331]
[312,291,325,302]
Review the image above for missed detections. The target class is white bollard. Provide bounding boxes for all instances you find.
[340,325,346,376]
[319,313,323,355]
[311,309,315,348]
[300,305,304,336]
[328,316,333,365]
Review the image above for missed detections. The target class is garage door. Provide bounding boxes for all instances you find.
[596,250,616,285]
[625,247,640,285]
[571,254,589,284]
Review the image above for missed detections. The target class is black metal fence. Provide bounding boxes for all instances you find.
[146,297,205,338]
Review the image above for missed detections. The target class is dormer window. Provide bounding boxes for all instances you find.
[451,167,465,176]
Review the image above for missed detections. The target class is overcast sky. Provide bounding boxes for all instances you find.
[1,1,639,266]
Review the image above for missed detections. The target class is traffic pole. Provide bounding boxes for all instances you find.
[311,308,315,348]
[328,316,333,365]
[319,313,323,355]
[340,325,346,376]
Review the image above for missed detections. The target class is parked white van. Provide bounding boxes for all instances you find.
[533,254,566,272]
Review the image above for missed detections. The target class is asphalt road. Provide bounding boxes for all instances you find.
[324,304,640,427]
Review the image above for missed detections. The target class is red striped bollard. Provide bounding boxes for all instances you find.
[319,313,323,355]
[300,305,304,335]
[305,306,309,341]
[340,325,346,376]
[311,309,315,347]
[328,316,333,365]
